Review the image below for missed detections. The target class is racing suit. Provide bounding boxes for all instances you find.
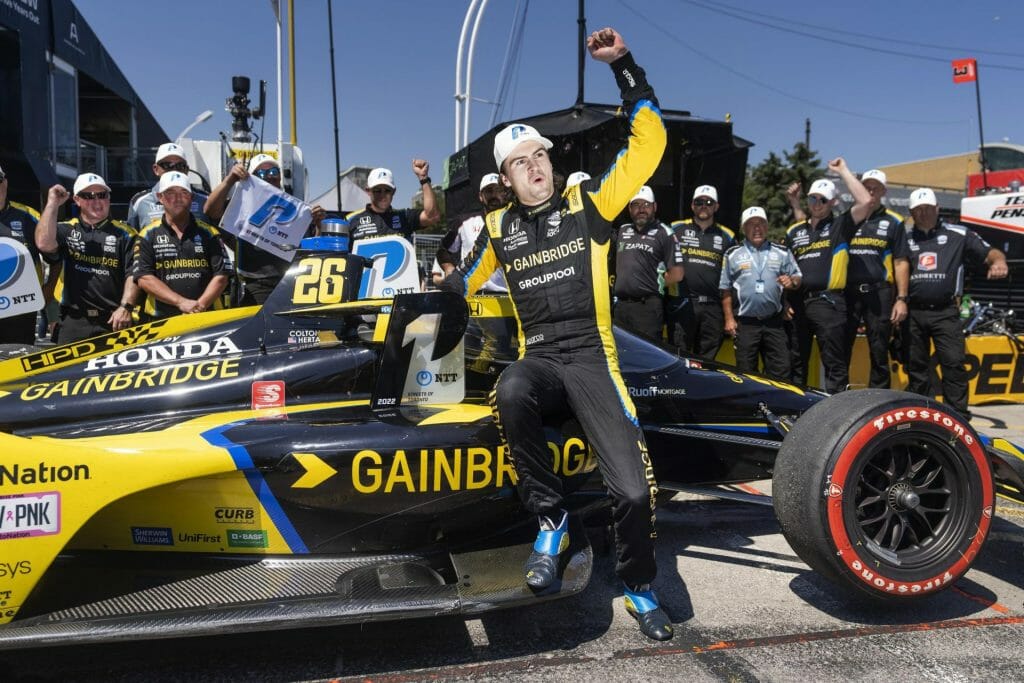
[442,52,666,587]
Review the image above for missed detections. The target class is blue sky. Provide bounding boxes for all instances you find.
[77,0,1024,207]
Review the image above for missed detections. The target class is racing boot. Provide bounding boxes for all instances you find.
[623,583,674,641]
[524,510,569,589]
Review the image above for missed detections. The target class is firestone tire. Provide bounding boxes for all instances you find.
[773,389,994,602]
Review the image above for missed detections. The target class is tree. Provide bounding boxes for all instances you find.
[742,142,824,243]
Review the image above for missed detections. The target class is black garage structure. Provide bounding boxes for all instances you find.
[0,0,166,210]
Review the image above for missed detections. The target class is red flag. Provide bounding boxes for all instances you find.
[952,58,977,83]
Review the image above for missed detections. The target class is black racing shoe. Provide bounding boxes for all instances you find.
[524,511,569,589]
[624,584,674,641]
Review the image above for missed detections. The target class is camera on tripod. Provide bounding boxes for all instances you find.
[225,76,267,143]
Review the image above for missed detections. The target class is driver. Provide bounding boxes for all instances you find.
[441,27,672,642]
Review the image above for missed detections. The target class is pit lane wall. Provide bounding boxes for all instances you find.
[715,335,1023,405]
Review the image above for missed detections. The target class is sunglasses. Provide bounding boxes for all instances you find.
[254,167,281,179]
[692,198,716,207]
[77,191,109,200]
[807,195,830,205]
[158,160,188,172]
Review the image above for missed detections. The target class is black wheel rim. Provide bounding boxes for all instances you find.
[844,429,975,571]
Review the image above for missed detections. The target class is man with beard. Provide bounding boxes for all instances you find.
[441,27,673,641]
[667,185,735,359]
[433,173,508,292]
[613,186,683,340]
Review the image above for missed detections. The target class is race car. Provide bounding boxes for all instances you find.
[0,242,1021,650]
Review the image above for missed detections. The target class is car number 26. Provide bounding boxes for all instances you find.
[292,257,346,304]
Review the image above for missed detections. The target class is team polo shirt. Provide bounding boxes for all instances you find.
[785,210,858,292]
[719,241,801,319]
[134,215,227,318]
[346,205,421,244]
[847,206,909,287]
[51,217,136,314]
[614,221,681,298]
[0,200,47,277]
[906,221,991,306]
[670,219,735,297]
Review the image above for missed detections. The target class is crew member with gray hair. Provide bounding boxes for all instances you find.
[720,207,801,380]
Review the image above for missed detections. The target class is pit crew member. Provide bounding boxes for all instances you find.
[432,173,508,291]
[36,173,140,343]
[126,142,210,229]
[784,160,871,392]
[903,187,1007,417]
[843,169,909,388]
[613,185,683,340]
[0,163,58,344]
[346,162,440,245]
[720,207,802,381]
[134,172,228,318]
[667,185,735,359]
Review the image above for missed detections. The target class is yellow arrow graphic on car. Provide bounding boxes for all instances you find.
[291,452,338,488]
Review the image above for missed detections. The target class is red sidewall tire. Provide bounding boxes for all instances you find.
[774,390,994,602]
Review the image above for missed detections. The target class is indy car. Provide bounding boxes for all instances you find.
[0,241,1022,650]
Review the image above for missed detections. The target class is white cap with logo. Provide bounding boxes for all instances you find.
[741,206,768,226]
[861,169,887,187]
[73,173,111,196]
[808,178,836,201]
[631,186,655,204]
[367,167,395,189]
[157,171,192,194]
[156,142,186,163]
[493,123,553,171]
[909,187,937,209]
[566,171,591,187]
[693,185,718,202]
[479,173,500,191]
[248,153,279,173]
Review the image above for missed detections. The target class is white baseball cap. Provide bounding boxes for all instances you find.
[367,167,395,189]
[808,178,836,201]
[909,187,937,209]
[248,153,279,173]
[566,171,591,187]
[479,173,500,191]
[157,171,192,194]
[156,142,186,163]
[73,173,111,196]
[493,123,553,171]
[693,185,718,202]
[630,186,655,204]
[861,169,887,187]
[741,206,768,226]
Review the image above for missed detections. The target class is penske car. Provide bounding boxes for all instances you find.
[0,241,1022,650]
